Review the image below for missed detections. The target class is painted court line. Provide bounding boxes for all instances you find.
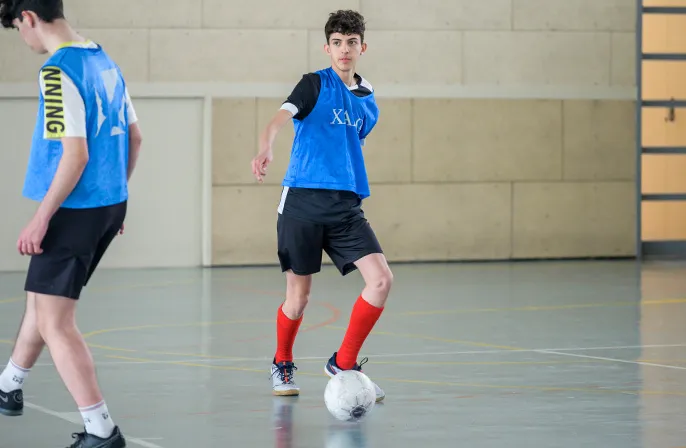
[357,343,686,359]
[535,350,686,371]
[23,402,165,448]
[21,343,686,368]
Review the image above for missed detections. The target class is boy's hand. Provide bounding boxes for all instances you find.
[17,214,48,256]
[251,149,273,183]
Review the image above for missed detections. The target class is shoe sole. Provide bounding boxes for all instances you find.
[0,408,22,417]
[273,389,300,396]
[324,365,385,403]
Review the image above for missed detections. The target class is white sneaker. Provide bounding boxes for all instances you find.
[271,359,300,396]
[324,352,385,402]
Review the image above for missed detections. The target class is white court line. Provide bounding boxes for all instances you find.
[535,350,686,371]
[24,343,686,368]
[31,357,233,367]
[315,343,686,360]
[23,402,165,448]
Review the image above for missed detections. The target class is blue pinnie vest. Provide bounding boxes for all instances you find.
[282,67,379,199]
[23,43,130,209]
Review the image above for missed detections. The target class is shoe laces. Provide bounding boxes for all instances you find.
[67,431,87,448]
[355,357,369,371]
[272,363,297,384]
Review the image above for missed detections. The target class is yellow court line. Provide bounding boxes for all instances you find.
[87,344,137,353]
[78,319,275,359]
[106,355,175,363]
[398,298,686,317]
[4,323,685,396]
[77,317,316,360]
[325,325,522,350]
[299,359,597,367]
[102,354,686,397]
[335,359,686,367]
[81,319,274,339]
[370,376,686,397]
[146,351,246,361]
[104,355,265,374]
[641,359,686,364]
[2,287,681,397]
[0,278,201,306]
[78,319,686,371]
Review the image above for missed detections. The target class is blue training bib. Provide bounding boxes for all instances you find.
[23,43,130,209]
[282,68,379,199]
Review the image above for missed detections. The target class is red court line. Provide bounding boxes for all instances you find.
[235,301,342,344]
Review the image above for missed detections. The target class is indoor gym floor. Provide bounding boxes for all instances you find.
[0,260,685,447]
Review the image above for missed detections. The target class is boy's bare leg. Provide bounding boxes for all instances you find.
[353,253,393,308]
[325,253,392,402]
[282,271,312,320]
[335,253,392,370]
[0,293,45,416]
[35,293,115,438]
[9,293,46,369]
[272,271,312,396]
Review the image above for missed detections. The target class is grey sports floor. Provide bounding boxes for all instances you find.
[0,260,685,447]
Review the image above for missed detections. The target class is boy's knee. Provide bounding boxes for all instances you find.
[285,291,309,317]
[285,273,312,318]
[34,295,76,337]
[370,268,393,295]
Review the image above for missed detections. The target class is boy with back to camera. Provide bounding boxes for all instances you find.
[0,0,142,446]
[251,10,392,402]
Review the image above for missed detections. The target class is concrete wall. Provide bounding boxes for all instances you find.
[0,0,637,269]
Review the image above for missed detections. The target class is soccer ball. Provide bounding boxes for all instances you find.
[324,370,376,422]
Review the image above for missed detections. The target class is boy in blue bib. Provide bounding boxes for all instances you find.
[252,10,392,403]
[0,1,141,446]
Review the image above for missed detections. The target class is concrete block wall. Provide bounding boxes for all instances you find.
[0,0,638,267]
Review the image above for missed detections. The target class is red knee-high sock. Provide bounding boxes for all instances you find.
[275,304,303,364]
[336,296,384,370]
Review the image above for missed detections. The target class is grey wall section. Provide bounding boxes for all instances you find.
[0,0,638,268]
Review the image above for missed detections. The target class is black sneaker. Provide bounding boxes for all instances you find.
[325,352,385,402]
[67,426,126,448]
[0,388,23,416]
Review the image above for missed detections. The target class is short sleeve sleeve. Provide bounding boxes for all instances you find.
[280,73,321,121]
[39,66,86,140]
[125,87,138,125]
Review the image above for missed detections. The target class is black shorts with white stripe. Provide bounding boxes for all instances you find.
[276,187,383,276]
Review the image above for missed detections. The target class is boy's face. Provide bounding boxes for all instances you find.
[13,13,46,54]
[325,32,366,73]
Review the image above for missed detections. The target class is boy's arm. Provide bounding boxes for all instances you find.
[127,122,142,181]
[252,109,292,182]
[125,89,142,181]
[34,137,89,223]
[259,109,293,153]
[18,68,88,255]
[20,138,88,255]
[251,73,319,182]
[34,68,88,222]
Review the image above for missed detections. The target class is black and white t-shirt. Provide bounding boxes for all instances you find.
[280,72,373,121]
[276,72,374,223]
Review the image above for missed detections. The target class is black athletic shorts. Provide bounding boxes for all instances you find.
[276,187,383,276]
[24,201,127,300]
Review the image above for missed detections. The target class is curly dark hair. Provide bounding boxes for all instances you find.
[1,0,64,29]
[324,10,366,43]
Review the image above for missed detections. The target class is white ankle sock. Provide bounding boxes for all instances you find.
[79,401,115,439]
[0,358,30,392]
